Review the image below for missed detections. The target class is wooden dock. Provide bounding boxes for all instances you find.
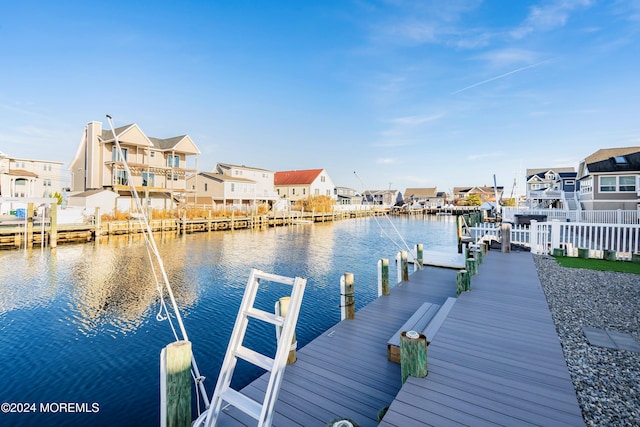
[211,250,584,426]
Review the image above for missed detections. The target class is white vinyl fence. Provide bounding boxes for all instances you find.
[502,208,640,224]
[471,220,640,261]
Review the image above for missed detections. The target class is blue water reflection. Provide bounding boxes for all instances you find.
[0,215,456,426]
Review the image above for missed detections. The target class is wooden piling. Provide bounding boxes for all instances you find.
[161,340,192,427]
[416,244,423,268]
[94,207,101,237]
[379,258,389,296]
[50,203,58,248]
[466,258,477,276]
[276,297,297,364]
[456,215,463,254]
[340,273,355,320]
[400,331,428,384]
[455,270,470,296]
[401,250,409,282]
[27,202,35,247]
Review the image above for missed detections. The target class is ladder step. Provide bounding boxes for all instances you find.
[220,388,262,421]
[234,345,274,371]
[245,307,284,326]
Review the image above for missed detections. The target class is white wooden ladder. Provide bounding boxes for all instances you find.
[203,268,306,427]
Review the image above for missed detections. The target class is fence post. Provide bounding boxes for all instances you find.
[340,273,355,320]
[550,220,561,254]
[500,223,511,253]
[378,258,389,296]
[529,220,539,254]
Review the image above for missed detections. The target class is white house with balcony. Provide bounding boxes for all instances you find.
[525,167,578,210]
[69,121,200,212]
[0,151,65,199]
[186,163,278,211]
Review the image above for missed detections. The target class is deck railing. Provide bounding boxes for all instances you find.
[471,221,640,261]
[502,207,640,224]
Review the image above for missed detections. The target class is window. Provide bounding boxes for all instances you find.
[204,183,208,191]
[292,188,296,195]
[303,188,306,195]
[150,151,156,158]
[142,172,155,187]
[321,176,325,183]
[231,183,235,192]
[112,147,128,162]
[115,170,128,186]
[614,156,627,164]
[167,154,180,168]
[314,189,319,195]
[619,176,636,192]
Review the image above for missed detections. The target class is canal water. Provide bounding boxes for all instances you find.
[0,215,457,426]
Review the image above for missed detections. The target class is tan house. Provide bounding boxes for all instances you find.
[274,169,336,201]
[70,121,199,212]
[577,146,640,210]
[403,187,443,207]
[0,151,65,199]
[453,186,504,205]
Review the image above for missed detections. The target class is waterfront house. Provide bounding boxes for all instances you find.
[577,146,640,210]
[186,163,278,211]
[403,187,443,208]
[0,151,65,199]
[69,121,200,213]
[362,189,402,206]
[274,169,336,201]
[525,167,578,210]
[453,186,504,205]
[336,187,362,205]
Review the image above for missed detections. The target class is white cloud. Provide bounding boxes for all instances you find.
[511,0,593,39]
[376,157,398,164]
[466,151,504,161]
[390,113,444,125]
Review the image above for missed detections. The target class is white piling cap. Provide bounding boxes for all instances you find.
[406,330,420,339]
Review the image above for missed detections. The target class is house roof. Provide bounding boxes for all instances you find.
[525,167,575,177]
[584,146,640,164]
[216,163,272,173]
[404,187,438,198]
[583,147,640,173]
[454,186,504,194]
[198,172,256,183]
[274,169,323,185]
[6,169,38,178]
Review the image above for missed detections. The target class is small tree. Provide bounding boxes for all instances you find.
[501,198,516,207]
[465,193,482,206]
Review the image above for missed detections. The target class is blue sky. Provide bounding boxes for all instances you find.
[1,0,639,196]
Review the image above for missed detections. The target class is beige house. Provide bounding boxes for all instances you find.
[404,187,444,207]
[70,121,199,212]
[274,169,336,202]
[0,151,65,199]
[453,186,504,204]
[186,163,278,210]
[577,147,640,210]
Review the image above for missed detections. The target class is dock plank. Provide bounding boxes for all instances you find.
[211,251,583,426]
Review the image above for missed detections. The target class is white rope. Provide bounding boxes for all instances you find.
[353,172,422,266]
[106,115,210,411]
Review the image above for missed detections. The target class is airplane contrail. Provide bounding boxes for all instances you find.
[452,60,549,95]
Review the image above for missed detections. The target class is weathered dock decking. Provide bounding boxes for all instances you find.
[212,251,584,426]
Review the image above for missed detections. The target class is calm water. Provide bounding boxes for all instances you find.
[0,215,457,426]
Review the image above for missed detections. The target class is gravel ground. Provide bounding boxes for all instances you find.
[533,255,640,427]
